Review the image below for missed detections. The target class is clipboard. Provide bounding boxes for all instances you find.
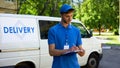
[63,50,81,55]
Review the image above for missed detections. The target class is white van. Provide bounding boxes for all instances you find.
[0,14,102,68]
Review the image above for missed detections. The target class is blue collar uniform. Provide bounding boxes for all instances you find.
[48,23,82,68]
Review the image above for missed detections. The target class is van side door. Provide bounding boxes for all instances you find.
[38,20,58,68]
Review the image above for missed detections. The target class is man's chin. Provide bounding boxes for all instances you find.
[66,21,71,23]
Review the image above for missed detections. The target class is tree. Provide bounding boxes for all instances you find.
[18,0,119,35]
[19,0,72,17]
[76,0,119,35]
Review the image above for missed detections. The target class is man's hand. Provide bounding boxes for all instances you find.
[69,46,85,56]
[77,48,85,57]
[69,46,79,51]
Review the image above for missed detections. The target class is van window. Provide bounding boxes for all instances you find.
[39,20,58,39]
[72,23,89,38]
[39,21,89,39]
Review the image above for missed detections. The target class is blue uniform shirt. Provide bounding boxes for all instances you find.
[48,23,82,68]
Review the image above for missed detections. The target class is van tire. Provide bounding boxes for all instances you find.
[82,53,99,68]
[15,63,32,68]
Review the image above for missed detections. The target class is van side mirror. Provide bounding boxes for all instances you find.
[88,29,93,37]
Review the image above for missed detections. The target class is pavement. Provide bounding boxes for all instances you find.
[102,44,120,50]
[94,35,120,68]
[98,44,120,68]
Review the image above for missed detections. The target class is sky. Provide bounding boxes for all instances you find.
[73,0,83,3]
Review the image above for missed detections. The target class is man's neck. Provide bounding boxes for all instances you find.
[61,22,69,28]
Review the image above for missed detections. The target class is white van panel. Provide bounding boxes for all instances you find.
[39,40,53,68]
[0,15,40,68]
[0,16,39,50]
[0,50,40,67]
[78,37,102,66]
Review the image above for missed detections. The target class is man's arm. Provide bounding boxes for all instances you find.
[77,45,85,57]
[49,44,82,56]
[49,44,69,56]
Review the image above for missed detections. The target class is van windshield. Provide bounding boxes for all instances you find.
[72,23,89,38]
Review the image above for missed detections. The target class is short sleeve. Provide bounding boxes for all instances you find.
[48,28,55,45]
[76,30,82,46]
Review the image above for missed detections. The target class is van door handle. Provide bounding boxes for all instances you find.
[0,50,2,52]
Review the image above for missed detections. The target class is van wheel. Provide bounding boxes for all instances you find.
[86,53,99,68]
[15,63,32,68]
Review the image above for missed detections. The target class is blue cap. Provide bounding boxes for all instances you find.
[60,4,74,13]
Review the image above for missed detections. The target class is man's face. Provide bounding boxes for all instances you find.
[61,11,73,24]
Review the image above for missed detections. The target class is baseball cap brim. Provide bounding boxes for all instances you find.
[60,4,74,13]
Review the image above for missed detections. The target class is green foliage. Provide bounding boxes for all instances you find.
[95,35,120,45]
[19,0,72,17]
[114,29,119,35]
[75,0,119,31]
[18,0,119,31]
